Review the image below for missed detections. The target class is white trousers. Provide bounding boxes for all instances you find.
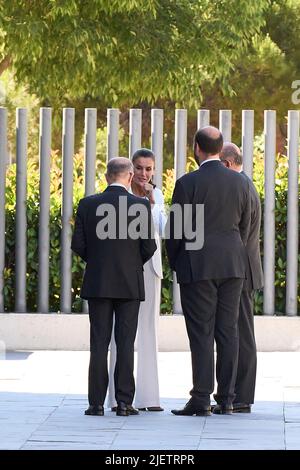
[107,260,161,408]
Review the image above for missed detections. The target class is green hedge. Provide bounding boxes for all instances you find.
[3,146,299,314]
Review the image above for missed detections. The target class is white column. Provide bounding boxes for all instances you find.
[38,107,52,313]
[84,108,97,196]
[219,110,232,141]
[174,109,187,179]
[107,108,119,161]
[242,110,254,179]
[60,108,75,314]
[197,109,210,129]
[151,109,164,189]
[129,108,142,158]
[0,108,7,312]
[173,109,187,315]
[286,110,299,315]
[15,108,28,313]
[263,110,276,315]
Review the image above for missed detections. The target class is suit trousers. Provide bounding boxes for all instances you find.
[235,288,257,404]
[180,278,243,407]
[107,260,161,408]
[88,298,140,406]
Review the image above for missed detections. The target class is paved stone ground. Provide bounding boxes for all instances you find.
[0,351,299,450]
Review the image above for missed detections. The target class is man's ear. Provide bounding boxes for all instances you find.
[128,172,133,185]
[105,173,110,184]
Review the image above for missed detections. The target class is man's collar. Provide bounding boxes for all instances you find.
[109,183,128,190]
[200,158,221,167]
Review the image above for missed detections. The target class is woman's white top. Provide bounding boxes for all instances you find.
[130,186,166,279]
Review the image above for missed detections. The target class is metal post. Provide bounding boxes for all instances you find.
[263,110,276,315]
[151,109,164,189]
[129,109,142,158]
[173,109,187,314]
[60,108,74,313]
[84,108,97,196]
[242,110,254,179]
[286,110,299,315]
[15,108,28,313]
[38,108,52,313]
[197,109,210,130]
[219,110,232,141]
[174,109,187,179]
[0,108,7,312]
[107,108,119,161]
[82,108,97,314]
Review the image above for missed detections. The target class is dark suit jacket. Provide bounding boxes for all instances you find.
[71,186,157,300]
[241,171,264,290]
[166,161,251,284]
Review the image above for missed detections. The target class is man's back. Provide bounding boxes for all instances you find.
[71,185,156,300]
[166,161,251,283]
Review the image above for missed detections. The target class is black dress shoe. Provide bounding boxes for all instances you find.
[111,406,117,412]
[138,406,164,412]
[171,400,211,416]
[126,405,139,415]
[84,405,104,416]
[212,404,233,415]
[233,403,251,413]
[116,402,139,416]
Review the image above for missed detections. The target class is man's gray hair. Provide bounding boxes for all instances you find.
[220,142,243,166]
[106,157,133,178]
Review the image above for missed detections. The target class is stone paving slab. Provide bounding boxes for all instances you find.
[0,351,300,450]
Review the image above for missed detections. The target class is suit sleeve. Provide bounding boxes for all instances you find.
[140,199,157,264]
[239,179,251,246]
[71,199,87,262]
[165,178,187,271]
[251,184,261,231]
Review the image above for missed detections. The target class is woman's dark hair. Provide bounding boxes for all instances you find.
[132,148,155,164]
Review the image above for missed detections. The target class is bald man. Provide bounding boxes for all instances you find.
[72,157,156,417]
[166,127,251,415]
[220,143,263,413]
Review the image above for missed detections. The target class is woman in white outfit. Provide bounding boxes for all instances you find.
[107,148,166,411]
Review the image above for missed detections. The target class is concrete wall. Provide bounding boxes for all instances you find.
[0,314,300,352]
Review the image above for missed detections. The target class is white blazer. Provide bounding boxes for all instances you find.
[130,186,166,279]
[150,187,166,279]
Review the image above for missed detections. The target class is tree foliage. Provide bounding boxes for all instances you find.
[199,0,300,147]
[0,0,268,106]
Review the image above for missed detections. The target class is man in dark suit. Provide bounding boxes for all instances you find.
[71,157,156,417]
[166,126,251,415]
[220,142,263,413]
